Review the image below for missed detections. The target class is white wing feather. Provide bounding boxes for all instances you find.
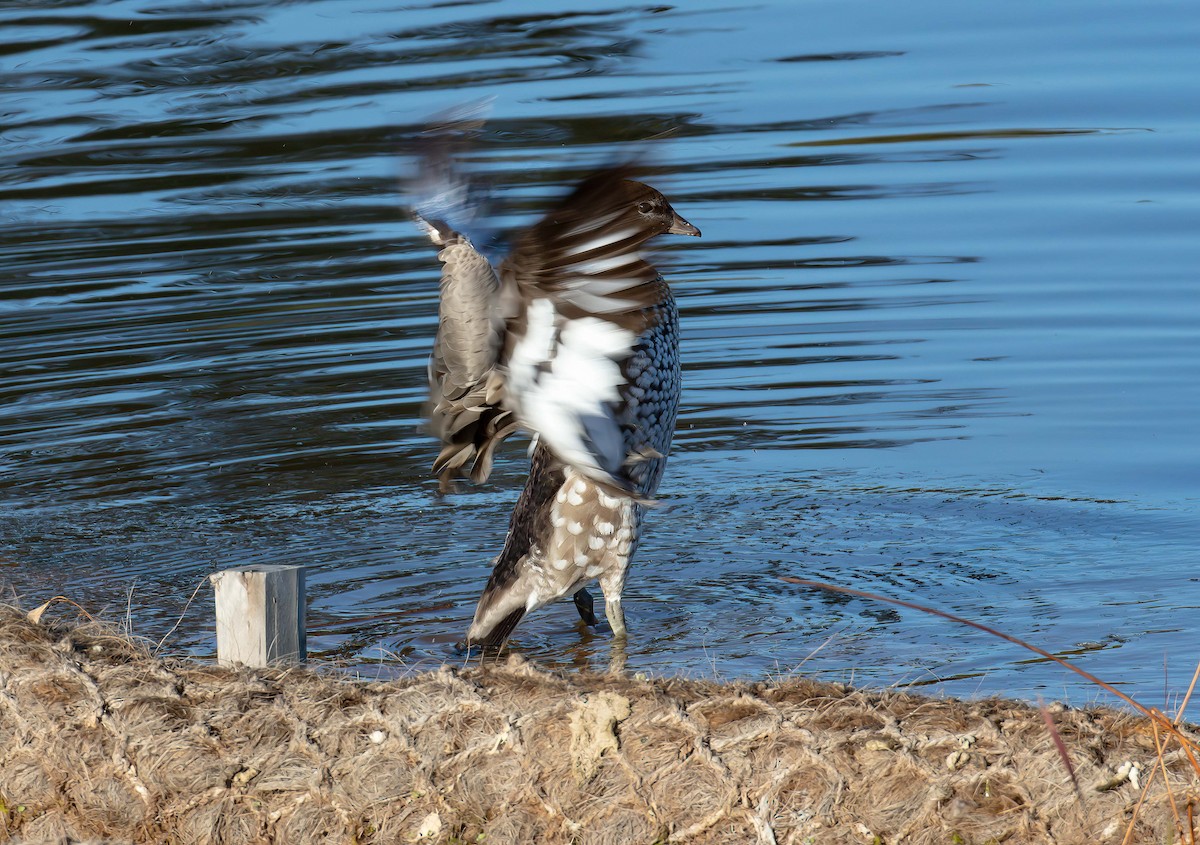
[507,299,636,486]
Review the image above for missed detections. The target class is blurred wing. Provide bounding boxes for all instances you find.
[425,240,515,486]
[500,168,665,494]
[411,108,516,486]
[408,100,497,253]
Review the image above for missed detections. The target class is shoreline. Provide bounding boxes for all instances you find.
[0,607,1194,844]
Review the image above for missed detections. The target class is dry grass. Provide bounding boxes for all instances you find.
[0,605,1196,844]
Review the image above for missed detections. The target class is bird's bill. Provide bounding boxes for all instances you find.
[668,213,701,237]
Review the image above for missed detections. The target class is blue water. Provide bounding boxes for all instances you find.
[1,0,1196,709]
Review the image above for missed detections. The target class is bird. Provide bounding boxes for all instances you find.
[410,117,700,651]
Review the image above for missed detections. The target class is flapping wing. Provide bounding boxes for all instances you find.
[411,109,516,488]
[425,239,516,488]
[409,100,497,252]
[499,167,670,495]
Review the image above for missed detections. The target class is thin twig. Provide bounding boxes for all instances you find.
[1152,718,1185,842]
[796,624,849,671]
[778,576,1200,759]
[1175,657,1200,726]
[26,596,94,624]
[1121,755,1159,845]
[154,575,212,657]
[125,579,138,636]
[1040,697,1083,807]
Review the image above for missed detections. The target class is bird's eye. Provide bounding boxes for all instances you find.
[637,201,654,214]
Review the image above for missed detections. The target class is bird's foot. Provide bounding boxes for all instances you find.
[573,588,600,627]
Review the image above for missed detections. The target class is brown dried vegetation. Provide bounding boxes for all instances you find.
[0,607,1196,844]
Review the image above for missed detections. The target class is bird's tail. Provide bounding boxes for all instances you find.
[466,598,526,653]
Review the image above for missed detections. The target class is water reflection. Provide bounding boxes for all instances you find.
[1,0,1196,707]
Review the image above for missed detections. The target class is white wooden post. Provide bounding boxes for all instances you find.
[210,564,306,667]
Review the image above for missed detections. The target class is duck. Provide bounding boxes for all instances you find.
[411,118,700,650]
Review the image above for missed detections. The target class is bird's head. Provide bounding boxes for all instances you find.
[621,180,702,238]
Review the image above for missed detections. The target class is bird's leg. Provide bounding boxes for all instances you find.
[604,597,627,640]
[598,569,629,639]
[573,588,599,627]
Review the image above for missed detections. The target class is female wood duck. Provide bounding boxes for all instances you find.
[411,123,699,650]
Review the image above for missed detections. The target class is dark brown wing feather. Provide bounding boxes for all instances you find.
[503,166,667,332]
[495,168,684,493]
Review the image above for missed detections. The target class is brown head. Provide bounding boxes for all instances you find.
[620,179,702,238]
[531,167,701,251]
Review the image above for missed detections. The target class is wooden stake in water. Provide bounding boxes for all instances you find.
[211,564,306,667]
